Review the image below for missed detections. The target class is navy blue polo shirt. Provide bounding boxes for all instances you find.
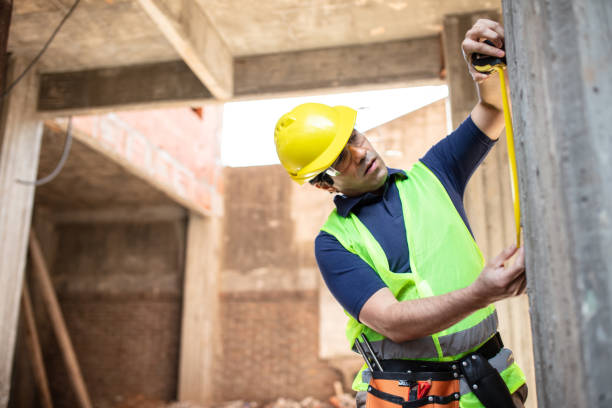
[314,116,496,321]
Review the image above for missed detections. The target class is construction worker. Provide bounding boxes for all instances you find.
[274,19,527,408]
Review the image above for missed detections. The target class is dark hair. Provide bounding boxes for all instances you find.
[308,171,334,186]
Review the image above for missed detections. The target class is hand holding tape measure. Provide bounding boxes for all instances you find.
[471,40,522,247]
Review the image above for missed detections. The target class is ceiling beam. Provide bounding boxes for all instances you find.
[234,35,444,98]
[38,60,213,116]
[37,36,444,115]
[138,0,233,100]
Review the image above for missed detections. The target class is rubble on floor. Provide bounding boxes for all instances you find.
[114,394,355,408]
[114,381,356,408]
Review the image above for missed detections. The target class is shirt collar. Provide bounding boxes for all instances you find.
[333,167,406,217]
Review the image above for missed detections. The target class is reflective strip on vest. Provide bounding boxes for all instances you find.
[438,311,499,357]
[352,334,439,360]
[352,311,498,360]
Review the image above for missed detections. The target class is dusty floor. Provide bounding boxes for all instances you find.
[114,394,355,408]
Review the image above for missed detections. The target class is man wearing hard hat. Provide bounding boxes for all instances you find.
[274,20,527,408]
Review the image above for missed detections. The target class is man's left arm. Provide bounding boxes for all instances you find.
[462,19,507,140]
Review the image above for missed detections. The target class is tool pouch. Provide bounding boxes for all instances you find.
[460,353,515,408]
[366,371,460,408]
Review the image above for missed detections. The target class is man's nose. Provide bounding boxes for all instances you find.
[348,145,367,163]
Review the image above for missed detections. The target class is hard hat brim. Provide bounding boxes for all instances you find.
[292,105,357,184]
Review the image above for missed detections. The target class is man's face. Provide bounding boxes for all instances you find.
[325,129,388,197]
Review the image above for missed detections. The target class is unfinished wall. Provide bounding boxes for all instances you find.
[38,220,185,408]
[9,101,224,407]
[219,165,340,402]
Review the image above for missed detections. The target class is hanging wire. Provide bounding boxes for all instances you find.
[1,0,81,100]
[17,116,73,186]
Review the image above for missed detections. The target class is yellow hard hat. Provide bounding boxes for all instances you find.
[274,103,357,184]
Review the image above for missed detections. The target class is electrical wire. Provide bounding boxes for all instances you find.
[17,116,73,186]
[1,0,81,100]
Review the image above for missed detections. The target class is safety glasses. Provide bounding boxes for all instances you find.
[324,129,359,177]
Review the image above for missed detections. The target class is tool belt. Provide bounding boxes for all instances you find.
[362,333,515,408]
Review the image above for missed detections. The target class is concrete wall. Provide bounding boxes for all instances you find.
[503,1,612,406]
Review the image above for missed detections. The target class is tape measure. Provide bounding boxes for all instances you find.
[471,41,522,246]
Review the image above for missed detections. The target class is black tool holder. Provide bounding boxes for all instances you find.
[459,352,515,408]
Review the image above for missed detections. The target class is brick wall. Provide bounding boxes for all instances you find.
[68,105,224,214]
[219,166,342,403]
[28,221,186,408]
[45,298,182,408]
[218,291,341,402]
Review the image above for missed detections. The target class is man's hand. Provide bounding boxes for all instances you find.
[462,19,507,139]
[461,19,506,83]
[470,245,527,306]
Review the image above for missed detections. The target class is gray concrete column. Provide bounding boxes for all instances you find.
[0,57,44,407]
[443,10,537,406]
[502,1,612,407]
[178,214,222,403]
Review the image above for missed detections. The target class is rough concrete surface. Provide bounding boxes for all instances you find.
[503,0,612,406]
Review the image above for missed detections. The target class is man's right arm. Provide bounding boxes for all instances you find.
[358,245,526,343]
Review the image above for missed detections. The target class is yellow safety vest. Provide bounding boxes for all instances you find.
[321,162,525,407]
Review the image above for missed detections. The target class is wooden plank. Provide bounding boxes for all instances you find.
[177,214,221,403]
[38,60,213,116]
[51,205,187,224]
[0,0,12,101]
[0,57,43,408]
[234,35,443,97]
[21,282,54,408]
[29,232,93,408]
[138,0,233,100]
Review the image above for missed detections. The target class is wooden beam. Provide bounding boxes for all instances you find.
[138,0,233,100]
[21,282,54,408]
[51,205,187,224]
[29,232,93,408]
[178,214,221,403]
[38,60,212,116]
[0,0,12,103]
[0,57,43,408]
[234,35,444,98]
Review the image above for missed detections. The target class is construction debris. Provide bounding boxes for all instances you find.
[113,394,356,408]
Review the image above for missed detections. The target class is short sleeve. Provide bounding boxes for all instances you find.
[315,230,386,321]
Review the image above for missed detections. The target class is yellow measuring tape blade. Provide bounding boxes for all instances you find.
[494,66,521,246]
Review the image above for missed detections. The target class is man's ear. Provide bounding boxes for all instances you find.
[313,181,338,194]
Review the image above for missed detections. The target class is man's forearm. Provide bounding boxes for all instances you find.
[385,286,488,342]
[471,70,505,139]
[360,285,488,343]
[359,245,526,344]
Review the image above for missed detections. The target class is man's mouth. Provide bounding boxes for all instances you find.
[365,157,377,175]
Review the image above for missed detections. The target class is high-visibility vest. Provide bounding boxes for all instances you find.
[321,162,525,407]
